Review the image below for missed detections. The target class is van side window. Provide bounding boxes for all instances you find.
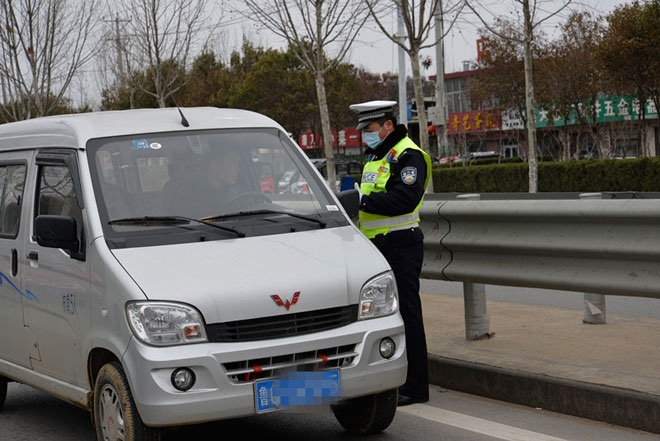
[0,164,26,237]
[36,165,83,244]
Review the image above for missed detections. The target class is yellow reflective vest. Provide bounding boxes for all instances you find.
[358,137,431,239]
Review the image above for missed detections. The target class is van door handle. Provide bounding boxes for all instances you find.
[11,249,17,276]
[27,251,38,261]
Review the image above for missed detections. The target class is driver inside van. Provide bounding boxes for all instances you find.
[165,148,242,218]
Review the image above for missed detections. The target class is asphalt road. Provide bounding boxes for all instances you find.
[1,382,658,441]
[421,279,660,319]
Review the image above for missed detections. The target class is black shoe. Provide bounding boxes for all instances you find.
[397,394,429,407]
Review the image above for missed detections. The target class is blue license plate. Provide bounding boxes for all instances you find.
[255,370,340,413]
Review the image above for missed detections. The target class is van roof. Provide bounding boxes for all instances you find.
[0,107,284,151]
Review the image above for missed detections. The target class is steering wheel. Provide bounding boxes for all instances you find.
[223,190,272,211]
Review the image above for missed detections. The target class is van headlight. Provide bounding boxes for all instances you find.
[126,302,208,346]
[358,272,398,320]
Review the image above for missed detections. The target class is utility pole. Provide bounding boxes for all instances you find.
[434,0,449,158]
[397,6,408,128]
[114,15,127,87]
[104,15,132,107]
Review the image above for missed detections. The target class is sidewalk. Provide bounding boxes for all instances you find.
[422,293,660,434]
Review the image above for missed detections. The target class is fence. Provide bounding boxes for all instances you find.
[419,192,660,338]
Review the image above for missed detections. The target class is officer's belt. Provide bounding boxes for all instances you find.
[361,212,419,230]
[389,222,419,232]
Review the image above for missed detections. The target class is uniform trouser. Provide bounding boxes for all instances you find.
[371,227,429,399]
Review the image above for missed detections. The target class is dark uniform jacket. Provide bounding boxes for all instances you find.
[360,124,428,218]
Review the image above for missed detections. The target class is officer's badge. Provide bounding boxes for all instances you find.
[363,172,378,184]
[401,167,417,184]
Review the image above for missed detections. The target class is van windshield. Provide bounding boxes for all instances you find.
[86,128,348,248]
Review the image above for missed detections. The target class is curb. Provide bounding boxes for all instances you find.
[428,354,660,435]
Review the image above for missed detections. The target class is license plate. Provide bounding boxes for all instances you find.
[255,370,340,413]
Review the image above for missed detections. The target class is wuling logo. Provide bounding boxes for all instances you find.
[271,292,300,311]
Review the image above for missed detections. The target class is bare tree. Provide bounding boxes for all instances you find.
[365,0,464,157]
[466,0,572,193]
[112,0,215,108]
[0,0,98,121]
[242,0,370,192]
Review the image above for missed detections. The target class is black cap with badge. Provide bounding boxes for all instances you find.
[349,100,398,131]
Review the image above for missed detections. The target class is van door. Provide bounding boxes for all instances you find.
[0,154,31,367]
[22,150,89,385]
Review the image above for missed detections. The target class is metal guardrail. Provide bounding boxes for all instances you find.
[419,192,660,338]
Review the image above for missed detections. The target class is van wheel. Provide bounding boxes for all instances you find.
[0,376,7,410]
[332,388,398,435]
[94,362,161,441]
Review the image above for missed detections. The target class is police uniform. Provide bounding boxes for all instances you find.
[350,101,431,405]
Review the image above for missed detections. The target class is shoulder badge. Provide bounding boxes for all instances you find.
[401,167,417,185]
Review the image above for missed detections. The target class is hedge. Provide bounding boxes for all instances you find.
[432,158,660,193]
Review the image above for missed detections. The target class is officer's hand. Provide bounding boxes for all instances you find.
[354,182,363,202]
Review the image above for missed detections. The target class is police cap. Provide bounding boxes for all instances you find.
[350,100,397,131]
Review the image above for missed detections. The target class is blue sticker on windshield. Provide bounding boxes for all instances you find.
[132,139,149,150]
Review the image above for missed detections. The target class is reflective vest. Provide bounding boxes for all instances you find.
[358,137,431,239]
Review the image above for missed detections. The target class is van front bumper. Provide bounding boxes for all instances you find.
[121,313,407,427]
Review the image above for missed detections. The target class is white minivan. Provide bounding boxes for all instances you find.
[0,108,406,439]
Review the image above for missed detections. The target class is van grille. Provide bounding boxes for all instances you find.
[205,305,359,343]
[222,344,357,383]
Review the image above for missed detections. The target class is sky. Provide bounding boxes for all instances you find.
[77,0,633,109]
[218,0,633,78]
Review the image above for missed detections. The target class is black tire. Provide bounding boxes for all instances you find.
[0,376,7,410]
[94,362,161,441]
[332,388,398,435]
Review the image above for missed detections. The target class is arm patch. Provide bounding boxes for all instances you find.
[401,166,417,185]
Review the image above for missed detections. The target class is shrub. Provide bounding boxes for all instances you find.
[432,158,660,193]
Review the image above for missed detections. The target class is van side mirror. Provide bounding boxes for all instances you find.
[336,189,360,219]
[35,215,79,252]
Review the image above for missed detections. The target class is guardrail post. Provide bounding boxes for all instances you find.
[457,194,492,340]
[580,192,607,324]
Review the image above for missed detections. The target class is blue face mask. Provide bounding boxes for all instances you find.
[363,131,383,149]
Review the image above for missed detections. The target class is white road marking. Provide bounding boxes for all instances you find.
[398,404,570,441]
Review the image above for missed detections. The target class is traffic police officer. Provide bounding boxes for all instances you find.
[350,100,431,406]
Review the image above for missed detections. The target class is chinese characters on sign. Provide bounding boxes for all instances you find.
[446,110,501,134]
[298,128,361,150]
[536,96,659,128]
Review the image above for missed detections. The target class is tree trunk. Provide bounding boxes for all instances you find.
[523,0,538,193]
[410,49,430,155]
[410,49,434,192]
[314,72,337,193]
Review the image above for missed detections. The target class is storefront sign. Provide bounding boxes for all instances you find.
[298,128,362,150]
[536,96,658,128]
[446,110,501,134]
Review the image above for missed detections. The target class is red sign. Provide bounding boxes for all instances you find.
[298,128,361,150]
[447,110,501,134]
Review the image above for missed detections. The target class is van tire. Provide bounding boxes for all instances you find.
[0,376,7,410]
[332,388,398,435]
[94,362,161,441]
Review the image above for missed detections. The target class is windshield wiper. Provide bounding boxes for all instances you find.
[201,209,326,228]
[108,216,245,237]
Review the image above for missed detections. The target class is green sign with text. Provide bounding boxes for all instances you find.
[536,96,658,128]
